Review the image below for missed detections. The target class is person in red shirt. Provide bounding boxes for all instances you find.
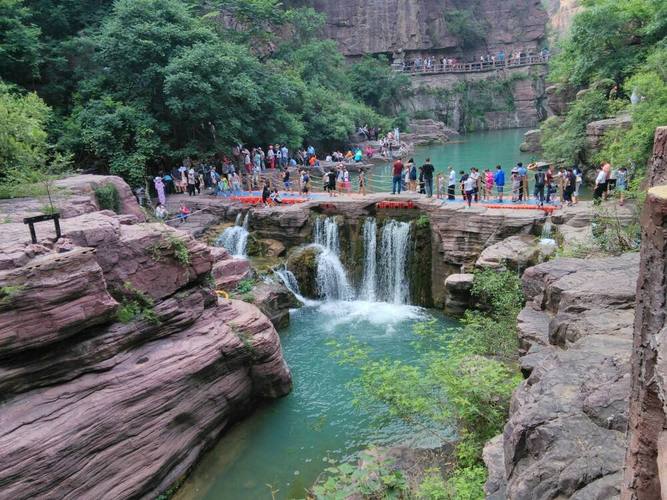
[392,159,404,194]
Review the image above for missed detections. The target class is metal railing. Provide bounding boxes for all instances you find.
[392,55,549,75]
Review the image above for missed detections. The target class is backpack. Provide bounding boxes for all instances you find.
[535,172,546,186]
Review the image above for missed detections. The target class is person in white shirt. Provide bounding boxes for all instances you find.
[463,175,476,207]
[447,167,456,200]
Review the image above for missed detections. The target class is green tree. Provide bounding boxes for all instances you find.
[443,8,488,51]
[0,0,42,84]
[549,0,666,87]
[0,81,50,175]
[540,89,612,164]
[348,55,410,114]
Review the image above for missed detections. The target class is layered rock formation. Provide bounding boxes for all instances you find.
[302,0,547,57]
[485,253,639,499]
[623,126,667,499]
[0,177,292,499]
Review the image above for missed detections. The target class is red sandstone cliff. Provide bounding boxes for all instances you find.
[0,176,292,499]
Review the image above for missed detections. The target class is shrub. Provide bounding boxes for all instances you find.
[149,233,191,267]
[235,278,254,294]
[115,282,159,325]
[94,184,120,212]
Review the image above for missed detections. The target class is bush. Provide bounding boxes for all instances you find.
[115,282,159,325]
[149,233,191,267]
[94,184,120,212]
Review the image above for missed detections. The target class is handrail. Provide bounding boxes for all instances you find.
[392,55,549,76]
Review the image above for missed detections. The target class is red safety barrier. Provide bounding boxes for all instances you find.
[481,203,558,214]
[229,196,308,205]
[376,200,419,209]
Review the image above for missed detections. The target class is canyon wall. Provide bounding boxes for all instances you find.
[401,64,548,132]
[298,0,547,58]
[622,126,667,499]
[0,176,291,499]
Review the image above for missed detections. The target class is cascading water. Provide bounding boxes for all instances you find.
[378,220,411,304]
[538,215,556,260]
[360,218,378,301]
[217,212,250,258]
[315,248,354,301]
[313,216,340,254]
[275,268,313,305]
[310,216,353,301]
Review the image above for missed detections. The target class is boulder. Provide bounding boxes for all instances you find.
[401,119,456,145]
[0,175,293,499]
[545,84,577,116]
[0,175,145,223]
[484,253,639,499]
[519,129,541,153]
[212,257,251,291]
[252,281,299,329]
[475,234,540,271]
[443,273,474,316]
[0,248,118,355]
[287,245,321,298]
[483,435,507,500]
[586,115,632,152]
[0,299,291,500]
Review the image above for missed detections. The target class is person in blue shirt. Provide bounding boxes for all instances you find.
[494,165,505,202]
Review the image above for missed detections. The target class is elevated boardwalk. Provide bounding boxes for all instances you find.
[392,55,549,76]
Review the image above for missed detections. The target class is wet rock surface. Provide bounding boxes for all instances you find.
[484,253,640,499]
[0,176,292,499]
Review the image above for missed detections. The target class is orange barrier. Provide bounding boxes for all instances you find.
[481,203,558,214]
[376,200,418,209]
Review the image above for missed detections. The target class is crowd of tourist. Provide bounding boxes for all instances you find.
[397,48,550,73]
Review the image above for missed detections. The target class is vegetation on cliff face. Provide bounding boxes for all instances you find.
[323,270,523,499]
[541,0,667,174]
[0,0,401,189]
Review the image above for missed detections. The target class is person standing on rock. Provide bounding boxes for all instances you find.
[153,175,166,205]
[494,165,505,203]
[358,168,367,196]
[534,168,546,207]
[517,162,528,201]
[391,158,404,195]
[422,158,435,197]
[463,174,475,207]
[615,165,628,205]
[448,167,456,200]
[187,167,197,196]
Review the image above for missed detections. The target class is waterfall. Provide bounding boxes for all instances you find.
[313,216,339,254]
[275,268,313,305]
[315,246,354,301]
[378,220,411,304]
[541,216,553,239]
[217,212,250,258]
[360,218,378,301]
[311,216,352,301]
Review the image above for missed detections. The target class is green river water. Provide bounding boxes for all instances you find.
[175,303,456,500]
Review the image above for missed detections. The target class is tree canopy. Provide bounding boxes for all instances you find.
[0,0,398,187]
